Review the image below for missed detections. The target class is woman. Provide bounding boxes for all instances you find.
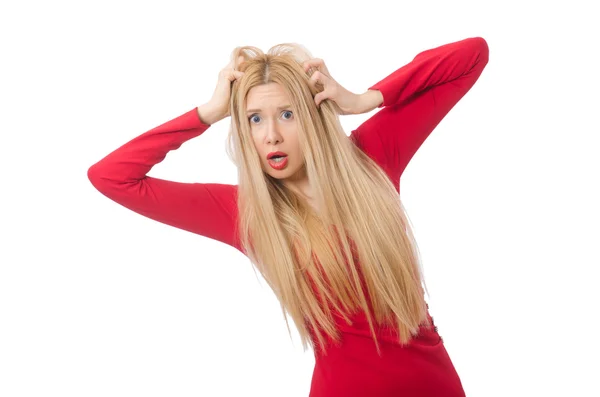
[88,36,489,396]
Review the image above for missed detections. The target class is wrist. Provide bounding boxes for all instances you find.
[197,103,222,125]
[360,89,383,113]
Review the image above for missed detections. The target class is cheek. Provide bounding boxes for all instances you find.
[292,136,303,157]
[287,128,300,151]
[251,137,263,156]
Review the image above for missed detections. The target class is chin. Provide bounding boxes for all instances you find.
[267,169,292,179]
[263,164,297,180]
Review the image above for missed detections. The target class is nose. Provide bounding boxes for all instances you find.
[265,119,283,145]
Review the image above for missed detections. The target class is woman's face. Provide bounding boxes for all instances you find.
[246,82,306,183]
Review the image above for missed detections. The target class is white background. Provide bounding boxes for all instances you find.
[1,0,599,396]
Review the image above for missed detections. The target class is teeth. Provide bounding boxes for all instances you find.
[272,157,285,163]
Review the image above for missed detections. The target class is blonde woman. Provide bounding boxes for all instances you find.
[88,36,489,396]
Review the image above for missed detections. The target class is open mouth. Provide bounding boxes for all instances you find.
[267,155,288,170]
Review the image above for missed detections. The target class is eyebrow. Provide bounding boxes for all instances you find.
[246,105,292,113]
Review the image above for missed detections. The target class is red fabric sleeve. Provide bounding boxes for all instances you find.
[350,37,489,191]
[87,107,243,253]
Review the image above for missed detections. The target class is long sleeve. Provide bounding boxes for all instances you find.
[87,107,242,253]
[350,37,489,191]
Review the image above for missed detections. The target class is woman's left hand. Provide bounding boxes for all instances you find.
[303,58,363,115]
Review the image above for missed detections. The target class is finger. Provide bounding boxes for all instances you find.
[314,91,327,108]
[225,55,245,71]
[304,58,325,71]
[305,61,329,76]
[228,70,245,82]
[303,58,330,75]
[310,70,328,87]
[235,55,245,69]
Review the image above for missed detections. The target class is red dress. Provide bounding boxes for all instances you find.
[88,36,489,396]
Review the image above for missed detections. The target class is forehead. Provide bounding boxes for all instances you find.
[246,83,291,109]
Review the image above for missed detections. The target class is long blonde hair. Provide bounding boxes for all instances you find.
[225,43,430,357]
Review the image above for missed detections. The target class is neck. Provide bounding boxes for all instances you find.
[283,166,313,199]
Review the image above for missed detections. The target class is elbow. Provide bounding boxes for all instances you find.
[87,163,108,192]
[472,36,489,65]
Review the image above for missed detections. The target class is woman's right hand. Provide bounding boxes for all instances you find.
[203,56,245,123]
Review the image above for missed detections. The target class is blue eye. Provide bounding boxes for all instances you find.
[248,110,293,124]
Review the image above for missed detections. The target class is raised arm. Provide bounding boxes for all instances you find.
[350,36,489,191]
[87,107,243,254]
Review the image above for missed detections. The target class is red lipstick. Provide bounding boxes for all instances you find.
[267,151,288,170]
